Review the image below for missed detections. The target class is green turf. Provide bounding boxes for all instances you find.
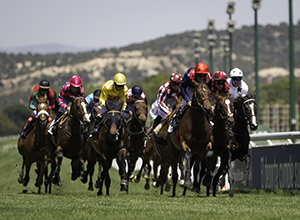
[1,137,300,220]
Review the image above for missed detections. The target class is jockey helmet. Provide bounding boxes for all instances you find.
[113,73,126,85]
[213,71,228,81]
[230,67,243,78]
[93,89,101,101]
[132,86,143,98]
[39,79,50,89]
[70,75,82,87]
[195,62,210,75]
[170,73,182,83]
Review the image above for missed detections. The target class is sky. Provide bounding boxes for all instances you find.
[1,0,299,50]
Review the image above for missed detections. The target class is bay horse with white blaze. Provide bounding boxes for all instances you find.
[168,82,214,197]
[48,96,90,186]
[18,94,53,194]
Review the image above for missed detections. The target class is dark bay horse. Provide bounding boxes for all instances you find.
[81,102,102,191]
[167,82,214,197]
[48,97,90,185]
[192,95,235,197]
[126,100,148,182]
[226,94,258,187]
[17,94,53,194]
[93,105,128,196]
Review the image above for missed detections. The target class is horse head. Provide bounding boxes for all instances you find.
[91,102,101,122]
[234,94,258,130]
[70,96,90,131]
[214,95,234,128]
[192,82,212,116]
[35,94,51,127]
[132,100,147,126]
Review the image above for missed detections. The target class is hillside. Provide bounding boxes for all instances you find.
[0,21,299,110]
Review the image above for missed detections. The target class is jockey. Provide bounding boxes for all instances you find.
[90,73,128,135]
[20,79,54,138]
[168,63,212,132]
[211,71,230,105]
[149,72,183,134]
[85,89,101,114]
[48,75,85,135]
[124,85,147,121]
[227,67,249,102]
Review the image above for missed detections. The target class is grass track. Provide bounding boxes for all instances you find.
[1,137,300,220]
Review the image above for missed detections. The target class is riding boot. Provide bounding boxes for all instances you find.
[90,116,102,136]
[20,117,34,138]
[148,115,162,135]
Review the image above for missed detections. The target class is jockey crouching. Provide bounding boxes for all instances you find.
[148,73,183,135]
[168,62,212,133]
[20,79,54,138]
[47,75,85,136]
[90,73,128,136]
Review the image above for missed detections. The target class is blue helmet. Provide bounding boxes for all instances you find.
[132,86,143,98]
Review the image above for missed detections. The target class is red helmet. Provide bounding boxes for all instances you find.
[213,71,228,80]
[70,75,82,87]
[170,73,182,83]
[195,62,210,75]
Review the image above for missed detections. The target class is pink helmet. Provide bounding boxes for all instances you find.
[70,75,82,87]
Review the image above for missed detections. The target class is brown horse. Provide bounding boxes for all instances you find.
[92,104,128,196]
[192,95,235,197]
[48,96,90,185]
[81,102,103,191]
[126,100,148,182]
[224,94,258,187]
[167,82,213,197]
[17,94,53,194]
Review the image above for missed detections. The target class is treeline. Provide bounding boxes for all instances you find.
[1,74,299,136]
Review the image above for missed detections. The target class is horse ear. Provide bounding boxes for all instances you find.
[191,79,199,87]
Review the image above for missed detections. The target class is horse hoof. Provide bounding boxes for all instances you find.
[55,181,62,187]
[191,187,200,194]
[144,183,150,190]
[95,181,101,189]
[165,185,171,192]
[241,179,248,186]
[18,176,23,184]
[152,182,157,188]
[179,179,185,185]
[97,190,102,196]
[202,174,212,187]
[184,180,192,187]
[88,186,94,191]
[22,189,28,194]
[134,176,140,183]
[120,184,128,192]
[129,175,135,182]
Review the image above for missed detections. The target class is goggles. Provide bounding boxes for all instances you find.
[232,77,242,82]
[215,81,225,85]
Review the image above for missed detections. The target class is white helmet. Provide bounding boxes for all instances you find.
[230,67,243,78]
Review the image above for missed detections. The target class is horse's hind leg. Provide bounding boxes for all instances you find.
[52,147,63,184]
[117,151,128,192]
[241,154,250,186]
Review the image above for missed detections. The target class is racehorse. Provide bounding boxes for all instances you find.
[81,102,102,191]
[48,96,90,186]
[93,104,128,196]
[191,95,235,197]
[17,94,53,194]
[225,94,258,187]
[126,100,148,182]
[167,82,214,197]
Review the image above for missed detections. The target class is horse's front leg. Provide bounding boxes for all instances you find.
[117,149,128,192]
[202,142,214,188]
[52,146,63,184]
[18,159,25,184]
[241,154,250,186]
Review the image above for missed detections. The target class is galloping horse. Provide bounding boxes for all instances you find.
[226,94,258,186]
[48,96,90,185]
[81,102,102,191]
[167,82,213,197]
[126,100,148,182]
[93,104,128,196]
[17,94,53,194]
[192,95,235,197]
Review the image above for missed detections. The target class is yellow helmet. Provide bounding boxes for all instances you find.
[113,73,126,85]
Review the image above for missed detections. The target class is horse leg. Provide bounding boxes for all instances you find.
[228,153,234,197]
[86,159,96,191]
[192,161,200,194]
[183,149,192,187]
[71,158,81,181]
[128,157,137,182]
[202,148,214,188]
[95,160,102,189]
[52,147,63,184]
[170,147,179,197]
[104,162,112,196]
[152,160,159,188]
[18,159,25,184]
[241,154,250,186]
[23,158,33,187]
[97,169,105,196]
[117,150,128,192]
[159,163,169,195]
[178,156,185,185]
